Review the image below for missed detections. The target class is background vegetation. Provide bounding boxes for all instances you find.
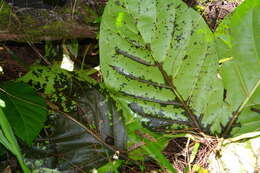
[0,0,259,172]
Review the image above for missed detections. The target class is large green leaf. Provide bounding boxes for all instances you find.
[23,88,127,172]
[100,0,227,134]
[0,106,30,173]
[215,0,260,136]
[0,82,47,144]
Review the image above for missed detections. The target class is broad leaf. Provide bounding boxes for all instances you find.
[100,0,226,134]
[208,135,260,172]
[19,64,73,96]
[0,107,30,173]
[215,0,260,136]
[23,88,127,172]
[0,82,47,144]
[19,64,97,112]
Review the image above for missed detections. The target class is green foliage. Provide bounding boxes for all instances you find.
[63,39,79,58]
[141,136,177,173]
[100,0,260,141]
[0,82,47,145]
[108,90,175,171]
[100,0,225,139]
[19,64,97,112]
[100,0,256,171]
[99,0,260,169]
[10,87,127,172]
[20,64,72,96]
[1,0,259,172]
[128,121,175,172]
[0,99,30,173]
[215,0,260,136]
[19,64,75,112]
[0,1,11,30]
[44,41,60,60]
[97,160,123,173]
[32,168,61,173]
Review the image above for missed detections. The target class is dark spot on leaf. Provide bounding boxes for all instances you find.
[115,47,153,66]
[114,0,120,6]
[251,108,260,114]
[120,83,127,88]
[105,136,114,145]
[223,89,227,101]
[183,55,188,60]
[145,44,151,50]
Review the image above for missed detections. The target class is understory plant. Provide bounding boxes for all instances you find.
[0,0,259,172]
[99,0,260,171]
[0,82,47,173]
[0,99,30,173]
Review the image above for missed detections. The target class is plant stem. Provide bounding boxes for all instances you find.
[223,80,260,137]
[156,63,202,131]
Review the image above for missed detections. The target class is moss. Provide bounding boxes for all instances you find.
[80,5,98,24]
[26,21,67,41]
[10,9,71,41]
[0,2,12,30]
[0,1,98,42]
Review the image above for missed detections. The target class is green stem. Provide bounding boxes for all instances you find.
[223,80,260,137]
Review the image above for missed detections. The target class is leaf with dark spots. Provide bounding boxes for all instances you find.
[100,0,236,136]
[183,55,188,60]
[22,88,127,172]
[115,48,154,66]
[121,91,181,106]
[223,89,227,101]
[110,65,171,89]
[215,0,260,136]
[129,103,190,126]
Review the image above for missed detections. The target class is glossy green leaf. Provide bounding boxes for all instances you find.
[100,0,226,134]
[0,82,47,144]
[215,0,260,136]
[0,107,30,173]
